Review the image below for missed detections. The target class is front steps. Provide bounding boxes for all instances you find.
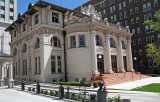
[94,72,150,86]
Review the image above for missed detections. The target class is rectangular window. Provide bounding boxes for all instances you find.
[51,56,56,73]
[70,36,76,48]
[133,39,136,45]
[154,0,158,6]
[23,23,26,32]
[151,36,155,43]
[140,60,143,66]
[23,59,27,75]
[132,29,135,34]
[57,56,61,73]
[0,14,5,18]
[10,0,14,4]
[136,17,139,23]
[119,3,122,10]
[134,50,137,55]
[79,35,85,47]
[125,21,128,27]
[111,16,113,22]
[143,4,147,12]
[120,22,123,27]
[10,16,13,20]
[131,18,134,24]
[103,10,106,14]
[123,2,126,8]
[110,7,113,13]
[10,8,13,12]
[135,7,138,13]
[148,13,152,20]
[153,59,157,67]
[144,14,148,21]
[1,0,5,2]
[124,11,127,18]
[130,9,133,14]
[1,6,5,10]
[148,59,152,67]
[146,36,150,44]
[139,49,143,55]
[129,0,132,4]
[134,0,138,3]
[138,38,142,44]
[113,6,116,12]
[34,14,39,25]
[137,27,141,33]
[52,12,59,23]
[38,57,41,74]
[147,2,151,11]
[114,15,117,21]
[119,13,123,19]
[145,25,149,33]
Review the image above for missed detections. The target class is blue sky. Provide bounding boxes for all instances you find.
[17,0,89,14]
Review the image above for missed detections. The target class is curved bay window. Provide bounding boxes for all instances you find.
[35,38,40,49]
[51,37,61,47]
[122,41,126,49]
[110,38,116,48]
[22,43,27,53]
[96,35,102,46]
[13,48,17,56]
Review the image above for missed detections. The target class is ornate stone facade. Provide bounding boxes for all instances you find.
[5,1,133,82]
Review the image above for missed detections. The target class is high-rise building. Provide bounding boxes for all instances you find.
[74,0,160,74]
[0,0,17,54]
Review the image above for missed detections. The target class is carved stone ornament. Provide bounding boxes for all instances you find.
[81,5,102,20]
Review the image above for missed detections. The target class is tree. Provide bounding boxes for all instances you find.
[144,10,160,65]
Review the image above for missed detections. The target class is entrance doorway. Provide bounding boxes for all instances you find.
[97,55,104,74]
[111,55,117,73]
[123,56,127,72]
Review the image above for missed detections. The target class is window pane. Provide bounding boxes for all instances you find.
[79,35,85,47]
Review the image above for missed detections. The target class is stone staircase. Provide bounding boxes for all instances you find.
[94,72,150,86]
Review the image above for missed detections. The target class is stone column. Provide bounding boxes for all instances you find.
[104,34,113,73]
[127,40,134,72]
[117,36,125,72]
[8,61,14,88]
[0,63,5,87]
[91,33,98,74]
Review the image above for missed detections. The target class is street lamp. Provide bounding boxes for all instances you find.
[134,57,137,72]
[98,55,103,77]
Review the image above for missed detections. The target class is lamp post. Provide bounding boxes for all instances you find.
[98,55,103,76]
[134,57,137,72]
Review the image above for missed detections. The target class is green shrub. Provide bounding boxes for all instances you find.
[50,90,54,96]
[64,92,71,99]
[28,87,31,91]
[90,94,97,101]
[54,91,59,97]
[93,82,98,88]
[32,88,35,92]
[145,74,159,77]
[48,82,91,87]
[70,93,76,100]
[41,89,44,94]
[43,90,48,95]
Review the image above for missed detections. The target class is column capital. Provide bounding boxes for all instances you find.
[105,34,111,39]
[118,36,123,42]
[127,40,132,44]
[90,31,97,36]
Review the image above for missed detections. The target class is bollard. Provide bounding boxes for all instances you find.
[59,82,64,99]
[36,81,40,94]
[21,80,25,91]
[97,82,106,102]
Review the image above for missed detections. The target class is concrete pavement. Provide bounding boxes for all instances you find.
[107,77,160,90]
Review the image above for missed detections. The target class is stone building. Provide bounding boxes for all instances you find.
[5,0,133,82]
[74,0,160,75]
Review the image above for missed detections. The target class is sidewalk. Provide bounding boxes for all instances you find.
[107,77,160,90]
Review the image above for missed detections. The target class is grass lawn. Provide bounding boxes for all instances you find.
[130,83,160,93]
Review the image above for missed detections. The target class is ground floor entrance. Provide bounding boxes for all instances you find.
[97,54,104,74]
[111,55,117,73]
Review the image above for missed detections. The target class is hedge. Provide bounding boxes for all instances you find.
[48,82,91,87]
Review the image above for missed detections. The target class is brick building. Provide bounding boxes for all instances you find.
[74,0,160,75]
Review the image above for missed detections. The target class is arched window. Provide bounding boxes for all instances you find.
[51,37,60,47]
[122,41,126,49]
[110,38,115,48]
[13,48,17,56]
[35,38,40,49]
[22,43,27,53]
[96,35,102,46]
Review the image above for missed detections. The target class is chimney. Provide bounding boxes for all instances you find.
[1,33,4,53]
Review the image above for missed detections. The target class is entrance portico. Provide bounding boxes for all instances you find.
[0,52,13,88]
